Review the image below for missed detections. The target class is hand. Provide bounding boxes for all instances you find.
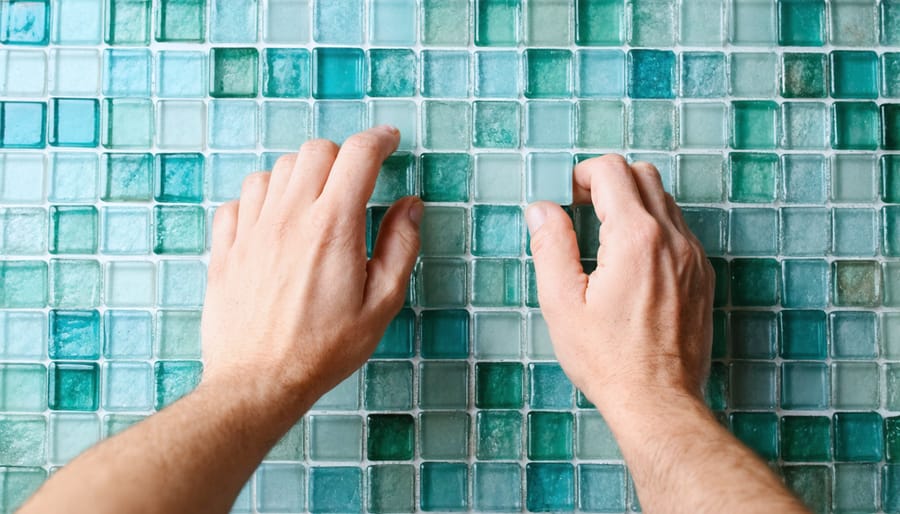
[200,126,423,405]
[525,155,714,412]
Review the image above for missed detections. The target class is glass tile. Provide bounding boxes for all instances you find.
[309,414,363,461]
[308,467,362,513]
[830,0,877,46]
[418,361,467,410]
[730,52,777,96]
[367,465,414,514]
[256,463,305,512]
[778,0,825,46]
[526,463,574,512]
[681,52,726,98]
[730,412,778,460]
[629,0,674,46]
[364,361,412,411]
[52,0,102,44]
[422,0,469,45]
[419,411,468,460]
[475,0,521,47]
[781,416,832,462]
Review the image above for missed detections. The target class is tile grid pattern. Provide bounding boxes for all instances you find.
[1,0,900,512]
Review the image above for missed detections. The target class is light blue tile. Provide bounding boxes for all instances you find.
[313,0,363,44]
[208,100,258,149]
[525,152,573,204]
[210,0,259,42]
[313,101,365,144]
[369,0,416,45]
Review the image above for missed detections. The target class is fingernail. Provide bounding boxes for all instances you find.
[375,124,400,136]
[408,199,424,227]
[525,204,548,233]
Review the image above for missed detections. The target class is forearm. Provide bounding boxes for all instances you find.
[20,375,313,514]
[599,390,809,514]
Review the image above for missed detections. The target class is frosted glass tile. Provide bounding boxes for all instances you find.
[525,152,573,204]
[262,102,310,150]
[51,0,103,44]
[369,100,416,151]
[474,153,522,203]
[157,51,207,98]
[314,0,363,44]
[49,49,100,97]
[1,50,45,97]
[370,0,416,45]
[210,0,258,42]
[157,101,206,150]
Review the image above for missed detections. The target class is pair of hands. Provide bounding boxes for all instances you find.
[200,125,714,413]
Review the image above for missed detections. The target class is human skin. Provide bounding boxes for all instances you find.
[21,130,808,514]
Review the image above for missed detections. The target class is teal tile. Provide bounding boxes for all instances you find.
[781,416,832,462]
[629,0,675,46]
[886,364,900,411]
[50,259,101,308]
[420,463,468,512]
[476,410,522,460]
[831,51,879,99]
[834,412,883,462]
[628,50,675,99]
[472,259,521,307]
[367,49,415,97]
[473,101,520,149]
[49,362,99,411]
[833,208,877,257]
[369,0,416,45]
[418,361,469,410]
[366,414,412,460]
[49,206,98,255]
[49,310,100,360]
[265,418,304,461]
[156,0,206,42]
[422,50,469,98]
[364,361,412,411]
[312,371,360,411]
[832,362,879,410]
[0,467,46,512]
[575,51,624,97]
[782,259,829,309]
[884,103,900,150]
[885,465,900,513]
[474,463,522,512]
[731,101,779,149]
[153,206,205,255]
[367,465,414,514]
[730,412,778,460]
[154,360,202,409]
[369,100,415,150]
[729,208,778,256]
[420,206,467,257]
[262,48,309,98]
[834,464,878,512]
[420,310,468,358]
[782,154,827,203]
[783,465,831,513]
[0,415,46,466]
[780,310,827,360]
[525,49,572,98]
[420,153,470,202]
[575,0,623,45]
[527,411,573,460]
[419,411,469,460]
[423,101,471,150]
[48,99,99,148]
[308,467,362,513]
[472,205,522,257]
[886,206,900,256]
[730,311,776,359]
[312,0,361,44]
[155,153,203,203]
[780,208,830,257]
[1,102,46,148]
[729,153,778,203]
[528,363,573,409]
[832,101,881,150]
[309,414,362,461]
[781,362,828,410]
[256,463,305,513]
[312,47,364,99]
[371,152,415,203]
[831,153,879,202]
[371,309,413,358]
[475,0,521,46]
[526,101,574,148]
[628,100,675,150]
[781,53,827,98]
[524,0,571,45]
[476,362,523,409]
[0,364,47,411]
[578,464,626,512]
[156,310,201,359]
[575,411,621,459]
[101,153,153,201]
[105,0,150,44]
[778,0,825,46]
[883,53,900,97]
[209,47,258,98]
[416,259,467,308]
[681,52,726,98]
[730,361,777,409]
[422,0,469,45]
[526,463,574,512]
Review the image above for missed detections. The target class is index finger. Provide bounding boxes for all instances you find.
[318,125,401,210]
[573,154,647,223]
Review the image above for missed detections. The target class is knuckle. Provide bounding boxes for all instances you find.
[598,153,629,169]
[342,133,383,154]
[213,201,238,227]
[632,216,665,246]
[241,171,270,192]
[300,138,339,157]
[274,154,296,171]
[671,238,695,261]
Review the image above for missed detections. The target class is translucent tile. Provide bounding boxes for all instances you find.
[781,53,827,99]
[154,360,202,409]
[364,361,412,411]
[782,154,826,203]
[105,0,150,44]
[781,102,827,150]
[833,260,881,307]
[782,259,828,309]
[781,208,830,256]
[883,53,900,97]
[473,101,520,149]
[209,0,257,42]
[831,101,880,150]
[51,0,102,44]
[572,50,624,100]
[102,49,151,98]
[886,262,900,307]
[476,410,522,460]
[308,467,363,512]
[418,361,468,409]
[367,465,414,514]
[730,0,776,44]
[257,463,305,513]
[525,101,573,149]
[368,101,415,151]
[831,208,876,257]
[264,0,309,43]
[416,258,467,307]
[730,52,777,97]
[101,154,153,202]
[48,309,100,360]
[883,313,900,360]
[312,371,360,410]
[526,463,574,513]
[527,411,573,460]
[423,101,470,150]
[370,152,414,203]
[674,154,724,203]
[679,0,724,44]
[154,101,206,150]
[472,205,522,257]
[474,51,519,99]
[731,412,778,460]
[154,0,205,42]
[474,153,522,203]
[367,414,414,461]
[887,206,900,257]
[48,362,98,411]
[525,153,573,204]
[1,50,45,97]
[421,0,468,45]
[731,311,776,359]
[206,154,256,202]
[101,99,153,149]
[729,208,778,256]
[829,51,879,100]
[834,464,878,511]
[628,100,675,150]
[313,101,365,145]
[0,415,45,465]
[309,414,362,461]
[101,362,151,411]
[420,309,468,358]
[311,47,364,100]
[475,0,520,46]
[48,154,97,203]
[730,361,777,409]
[209,100,258,149]
[681,208,727,255]
[778,0,825,46]
[313,0,362,44]
[475,362,523,409]
[154,206,205,255]
[884,465,900,512]
[49,413,99,464]
[367,49,415,97]
[832,154,878,202]
[49,49,99,98]
[627,50,675,99]
[834,412,883,462]
[783,465,831,512]
[524,0,571,45]
[831,362,880,410]
[528,363,573,409]
[0,207,47,255]
[575,100,624,149]
[0,261,48,308]
[420,153,470,202]
[629,0,674,46]
[0,467,46,512]
[0,101,46,148]
[49,259,100,308]
[1,0,50,44]
[156,310,201,359]
[474,463,523,512]
[732,101,779,149]
[575,411,621,459]
[885,1,900,45]
[50,206,97,255]
[0,364,47,412]
[781,416,832,462]
[680,52,726,98]
[830,0,877,46]
[781,362,829,410]
[887,364,900,410]
[262,102,309,150]
[419,411,469,460]
[103,310,152,359]
[420,462,467,511]
[154,51,207,99]
[680,102,726,148]
[158,260,206,307]
[209,47,258,98]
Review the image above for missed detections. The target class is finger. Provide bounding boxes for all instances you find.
[665,194,703,248]
[319,126,401,210]
[573,154,647,223]
[630,161,675,228]
[285,139,340,204]
[526,202,589,309]
[236,172,270,237]
[210,200,238,272]
[364,196,423,312]
[266,153,296,203]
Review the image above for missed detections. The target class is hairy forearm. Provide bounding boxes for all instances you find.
[600,390,810,514]
[20,376,312,514]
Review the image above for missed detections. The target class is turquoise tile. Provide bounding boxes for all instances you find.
[525,153,573,204]
[367,49,415,97]
[831,51,879,99]
[784,465,831,512]
[104,310,152,359]
[262,48,309,98]
[629,0,675,46]
[49,310,100,360]
[309,414,362,461]
[576,102,623,148]
[1,101,46,148]
[1,0,50,44]
[102,362,152,411]
[832,101,881,150]
[0,311,46,360]
[474,463,522,512]
[730,412,778,460]
[50,259,101,308]
[422,50,469,98]
[729,208,778,256]
[420,309,468,358]
[782,259,829,309]
[209,0,257,42]
[154,360,202,409]
[778,0,825,46]
[628,100,675,150]
[48,99,99,148]
[418,361,468,409]
[419,411,468,460]
[0,467,46,512]
[101,99,154,149]
[48,412,100,463]
[1,261,48,308]
[364,361,412,411]
[0,415,46,466]
[156,0,206,42]
[473,311,522,359]
[782,102,828,149]
[420,463,468,512]
[526,101,574,148]
[49,362,99,411]
[834,412,883,462]
[883,53,900,97]
[780,310,827,360]
[313,0,362,44]
[832,362,879,410]
[526,463,574,512]
[781,362,829,410]
[0,364,47,411]
[416,259,467,308]
[105,0,150,44]
[156,310,201,359]
[1,207,47,255]
[731,101,779,150]
[782,154,827,203]
[578,464,626,512]
[372,309,414,358]
[833,208,877,257]
[525,49,572,98]
[263,0,309,43]
[103,49,151,97]
[475,51,520,97]
[157,260,206,307]
[628,50,675,99]
[528,363,573,409]
[781,53,827,98]
[832,153,879,202]
[730,52,777,96]
[681,52,726,98]
[422,101,471,150]
[368,465,414,514]
[256,463,305,513]
[421,153,470,202]
[369,0,416,45]
[780,208,830,257]
[475,0,521,47]
[575,0,623,45]
[473,101,520,149]
[421,0,469,45]
[830,0,877,47]
[369,100,415,150]
[527,411,573,460]
[312,47,365,99]
[51,0,102,44]
[308,467,362,513]
[472,259,521,307]
[472,205,522,257]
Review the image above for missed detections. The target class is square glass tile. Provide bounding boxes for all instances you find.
[0,2,896,510]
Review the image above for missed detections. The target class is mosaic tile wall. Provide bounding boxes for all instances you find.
[1,0,900,512]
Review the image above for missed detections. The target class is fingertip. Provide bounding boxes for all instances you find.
[406,196,424,227]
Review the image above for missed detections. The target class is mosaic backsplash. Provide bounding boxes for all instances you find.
[1,0,900,512]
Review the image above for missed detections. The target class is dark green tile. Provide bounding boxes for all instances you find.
[367,414,414,461]
[526,463,574,512]
[420,310,469,358]
[832,101,880,150]
[476,362,523,409]
[524,49,572,98]
[731,258,780,306]
[372,308,414,358]
[780,310,827,359]
[886,416,900,463]
[527,411,573,460]
[781,416,832,462]
[883,103,900,150]
[886,154,900,203]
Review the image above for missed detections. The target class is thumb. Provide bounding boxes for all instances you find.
[526,202,588,310]
[365,196,423,311]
